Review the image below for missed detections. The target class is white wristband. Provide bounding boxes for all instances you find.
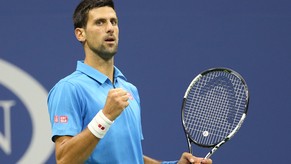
[88,110,113,139]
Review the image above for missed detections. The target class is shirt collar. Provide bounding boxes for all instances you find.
[76,60,127,84]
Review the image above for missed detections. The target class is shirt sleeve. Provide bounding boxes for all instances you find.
[47,81,83,142]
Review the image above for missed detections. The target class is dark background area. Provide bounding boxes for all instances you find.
[1,0,290,163]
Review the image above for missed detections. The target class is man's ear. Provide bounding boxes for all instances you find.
[75,28,86,42]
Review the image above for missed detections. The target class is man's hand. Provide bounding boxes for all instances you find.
[102,88,129,121]
[178,152,212,164]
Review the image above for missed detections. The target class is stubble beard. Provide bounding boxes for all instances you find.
[94,42,118,61]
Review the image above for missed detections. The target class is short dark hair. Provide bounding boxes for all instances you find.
[73,0,115,29]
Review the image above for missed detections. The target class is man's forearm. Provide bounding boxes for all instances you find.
[143,155,161,164]
[55,128,100,163]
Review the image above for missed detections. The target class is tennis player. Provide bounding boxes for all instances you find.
[47,0,212,163]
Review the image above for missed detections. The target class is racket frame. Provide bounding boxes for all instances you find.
[181,67,250,158]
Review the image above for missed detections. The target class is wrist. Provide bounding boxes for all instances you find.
[102,111,115,121]
[88,110,114,138]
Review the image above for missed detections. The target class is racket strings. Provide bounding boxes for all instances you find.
[185,87,233,144]
[183,71,247,146]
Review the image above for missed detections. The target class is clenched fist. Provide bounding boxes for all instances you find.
[102,88,130,121]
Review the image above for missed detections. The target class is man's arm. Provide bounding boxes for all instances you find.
[143,153,213,164]
[143,155,161,164]
[54,128,99,163]
[53,88,129,163]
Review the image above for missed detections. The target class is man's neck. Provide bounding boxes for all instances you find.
[84,55,115,82]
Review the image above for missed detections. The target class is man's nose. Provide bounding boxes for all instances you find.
[106,22,114,33]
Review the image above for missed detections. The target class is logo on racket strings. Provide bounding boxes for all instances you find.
[203,131,209,137]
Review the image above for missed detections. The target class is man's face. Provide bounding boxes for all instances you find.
[83,6,119,60]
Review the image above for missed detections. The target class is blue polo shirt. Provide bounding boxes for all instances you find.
[47,61,144,164]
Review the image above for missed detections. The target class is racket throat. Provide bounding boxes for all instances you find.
[186,134,193,154]
[205,140,227,159]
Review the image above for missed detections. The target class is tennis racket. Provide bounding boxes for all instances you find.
[181,67,249,159]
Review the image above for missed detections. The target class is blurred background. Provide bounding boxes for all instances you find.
[0,0,290,163]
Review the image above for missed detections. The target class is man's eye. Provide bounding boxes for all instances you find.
[111,20,118,26]
[96,20,104,25]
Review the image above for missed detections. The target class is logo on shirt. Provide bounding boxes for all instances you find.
[54,115,58,123]
[60,116,68,123]
[54,115,69,123]
[128,92,134,100]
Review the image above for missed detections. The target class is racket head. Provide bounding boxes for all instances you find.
[182,68,249,148]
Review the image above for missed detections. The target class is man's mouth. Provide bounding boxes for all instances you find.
[105,37,115,43]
